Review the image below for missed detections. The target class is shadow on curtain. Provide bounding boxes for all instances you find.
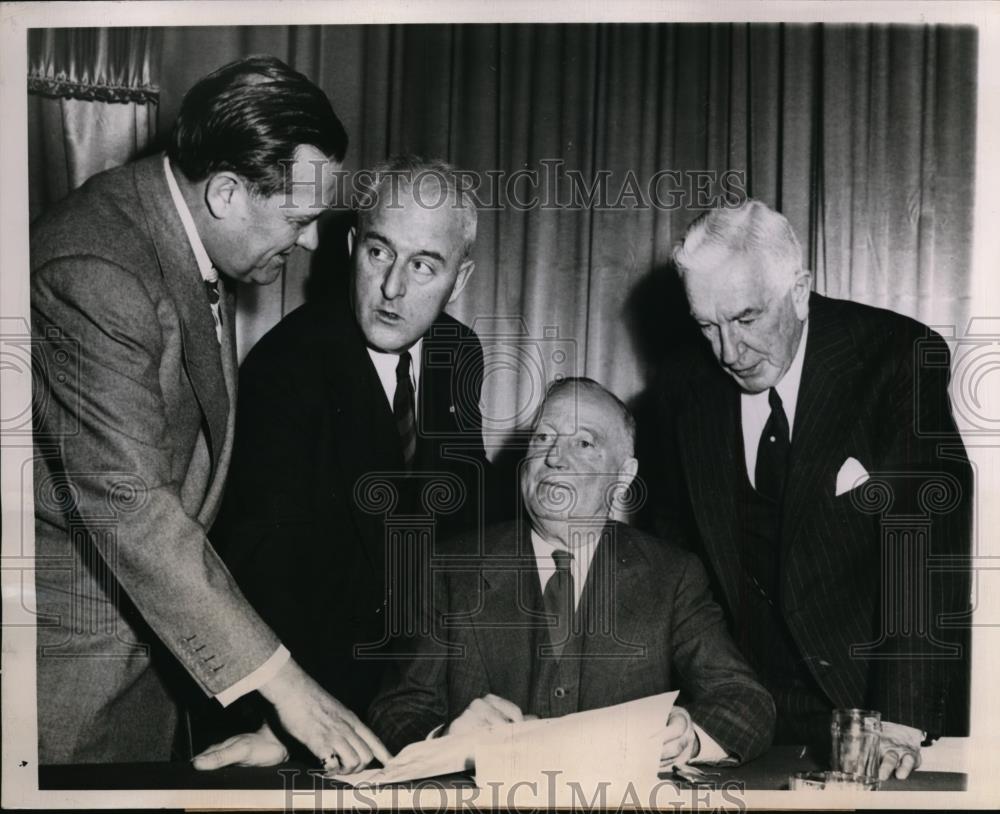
[28,23,977,445]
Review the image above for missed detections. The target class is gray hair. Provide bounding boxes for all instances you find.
[355,154,478,258]
[673,199,803,293]
[541,377,636,456]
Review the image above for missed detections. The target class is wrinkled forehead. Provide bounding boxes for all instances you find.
[363,187,467,253]
[538,387,629,441]
[683,252,774,315]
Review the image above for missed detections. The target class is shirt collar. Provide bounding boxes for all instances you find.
[773,318,809,430]
[367,340,423,378]
[529,526,601,584]
[163,154,218,285]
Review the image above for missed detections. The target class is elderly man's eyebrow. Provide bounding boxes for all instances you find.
[732,307,760,320]
[361,230,448,264]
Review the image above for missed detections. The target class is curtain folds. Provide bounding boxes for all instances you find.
[30,23,977,440]
[28,28,161,103]
[27,28,161,222]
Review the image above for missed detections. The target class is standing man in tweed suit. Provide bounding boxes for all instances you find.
[30,55,388,770]
[651,199,972,780]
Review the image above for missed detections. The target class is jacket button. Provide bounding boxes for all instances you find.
[553,687,566,698]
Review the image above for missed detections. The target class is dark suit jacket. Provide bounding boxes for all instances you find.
[651,292,972,736]
[30,155,280,763]
[369,519,776,763]
[212,294,492,716]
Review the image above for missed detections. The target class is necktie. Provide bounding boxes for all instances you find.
[204,278,223,343]
[754,387,790,502]
[542,548,575,658]
[393,351,417,469]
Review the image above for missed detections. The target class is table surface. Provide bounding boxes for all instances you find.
[39,744,966,792]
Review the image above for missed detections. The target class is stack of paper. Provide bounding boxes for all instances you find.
[331,690,678,800]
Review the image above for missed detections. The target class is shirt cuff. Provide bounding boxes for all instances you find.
[690,722,731,764]
[214,645,291,707]
[426,723,446,740]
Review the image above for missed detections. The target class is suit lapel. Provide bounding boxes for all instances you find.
[466,519,541,710]
[577,524,647,709]
[781,294,863,566]
[677,368,745,614]
[199,284,239,524]
[133,155,229,472]
[325,297,404,574]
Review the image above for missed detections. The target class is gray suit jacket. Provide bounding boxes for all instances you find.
[369,519,775,763]
[31,154,279,763]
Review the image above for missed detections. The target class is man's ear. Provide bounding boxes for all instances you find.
[447,259,475,304]
[792,268,812,320]
[618,456,639,491]
[609,456,640,518]
[347,225,357,256]
[205,172,242,220]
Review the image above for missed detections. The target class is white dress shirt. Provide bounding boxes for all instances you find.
[740,320,809,486]
[162,155,290,706]
[368,340,423,415]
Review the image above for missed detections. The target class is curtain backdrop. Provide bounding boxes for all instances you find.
[30,23,978,446]
[27,28,160,222]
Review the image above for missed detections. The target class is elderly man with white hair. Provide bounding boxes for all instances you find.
[651,199,972,781]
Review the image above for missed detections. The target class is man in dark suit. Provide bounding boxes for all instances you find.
[194,157,493,768]
[651,199,972,780]
[30,56,389,770]
[368,378,775,766]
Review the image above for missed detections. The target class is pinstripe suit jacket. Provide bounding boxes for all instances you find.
[653,293,972,736]
[369,518,776,762]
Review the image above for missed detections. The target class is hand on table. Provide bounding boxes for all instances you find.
[445,693,531,737]
[660,706,701,768]
[193,723,288,770]
[878,720,922,781]
[257,657,391,773]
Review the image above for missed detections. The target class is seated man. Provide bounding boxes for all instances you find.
[369,377,775,766]
[195,378,774,769]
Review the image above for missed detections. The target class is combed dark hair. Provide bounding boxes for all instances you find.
[168,55,348,197]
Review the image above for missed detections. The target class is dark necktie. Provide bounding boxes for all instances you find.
[542,548,575,658]
[754,387,790,502]
[204,278,223,341]
[393,351,417,470]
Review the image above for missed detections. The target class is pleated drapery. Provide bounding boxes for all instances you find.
[27,28,161,222]
[28,23,977,445]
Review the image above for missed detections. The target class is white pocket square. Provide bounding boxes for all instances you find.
[835,456,870,496]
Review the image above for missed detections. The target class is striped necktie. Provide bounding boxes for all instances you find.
[393,351,417,469]
[204,278,223,343]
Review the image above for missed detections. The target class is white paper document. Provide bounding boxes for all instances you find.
[330,691,677,790]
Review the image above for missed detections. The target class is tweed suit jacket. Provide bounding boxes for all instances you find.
[653,293,972,735]
[368,518,776,763]
[31,154,280,763]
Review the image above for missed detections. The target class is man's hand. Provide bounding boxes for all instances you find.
[877,720,923,781]
[660,706,701,767]
[258,657,391,773]
[446,694,526,737]
[193,723,288,770]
